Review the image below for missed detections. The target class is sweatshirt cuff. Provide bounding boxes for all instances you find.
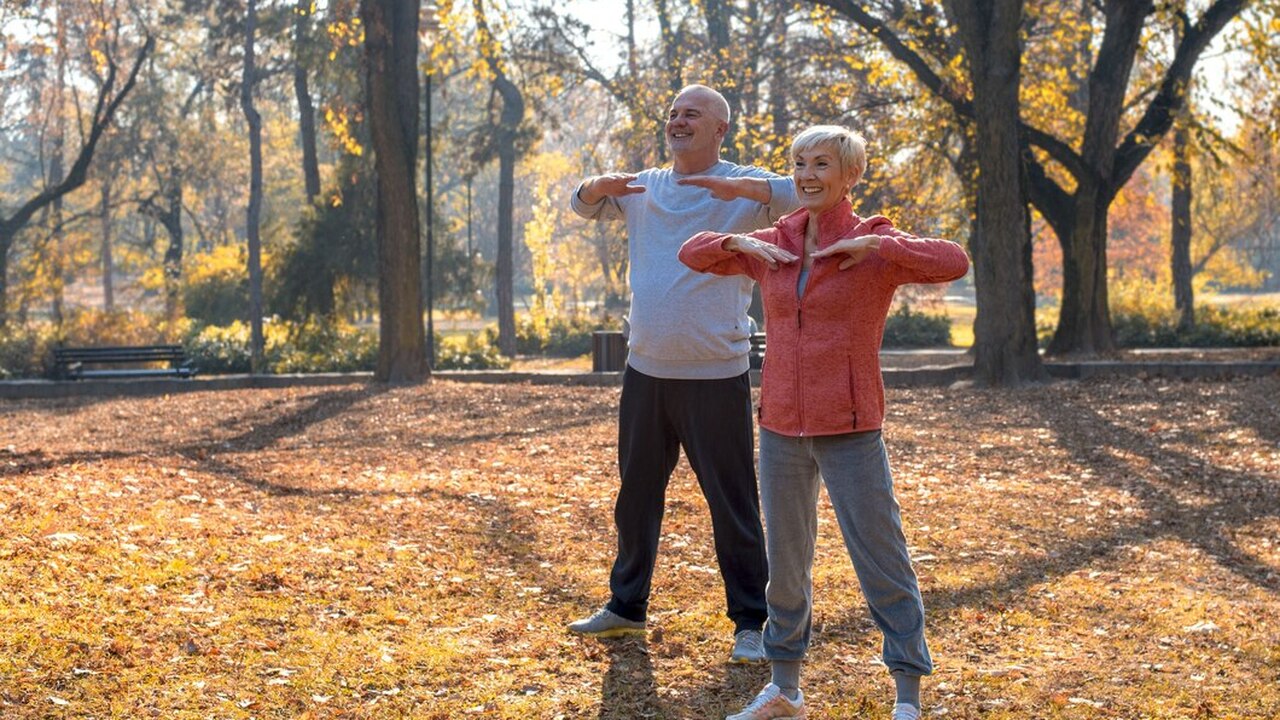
[570,181,605,216]
[766,177,796,216]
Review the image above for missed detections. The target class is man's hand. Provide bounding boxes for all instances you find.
[579,173,645,204]
[811,235,882,270]
[725,235,798,270]
[677,175,771,203]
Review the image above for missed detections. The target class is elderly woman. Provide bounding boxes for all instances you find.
[678,125,969,720]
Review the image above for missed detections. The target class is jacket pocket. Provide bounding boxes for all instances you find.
[846,354,858,427]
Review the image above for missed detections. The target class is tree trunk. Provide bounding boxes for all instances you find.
[1171,115,1194,329]
[51,8,67,327]
[767,5,789,147]
[1042,0,1243,354]
[624,0,649,170]
[242,0,267,374]
[161,178,184,324]
[654,0,682,163]
[50,151,66,328]
[944,133,980,348]
[101,180,114,311]
[1049,183,1114,354]
[753,4,789,330]
[472,0,524,357]
[0,237,8,328]
[1068,0,1092,115]
[362,0,428,382]
[702,0,740,162]
[948,0,1045,385]
[1045,0,1152,355]
[423,68,436,365]
[295,0,321,203]
[493,71,524,357]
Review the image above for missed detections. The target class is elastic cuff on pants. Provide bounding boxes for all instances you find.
[771,659,802,691]
[892,670,922,707]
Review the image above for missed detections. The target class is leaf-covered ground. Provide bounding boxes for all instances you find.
[1,375,1277,719]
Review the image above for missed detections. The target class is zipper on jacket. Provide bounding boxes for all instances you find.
[795,301,804,436]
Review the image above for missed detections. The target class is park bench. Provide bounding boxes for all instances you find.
[590,330,768,372]
[749,332,766,369]
[52,344,198,380]
[591,331,628,372]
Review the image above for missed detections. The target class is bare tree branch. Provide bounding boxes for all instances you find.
[1,34,154,238]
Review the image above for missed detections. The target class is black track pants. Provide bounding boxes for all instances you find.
[605,366,769,633]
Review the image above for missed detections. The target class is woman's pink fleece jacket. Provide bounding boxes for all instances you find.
[679,198,970,437]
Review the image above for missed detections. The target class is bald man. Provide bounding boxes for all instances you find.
[567,84,798,664]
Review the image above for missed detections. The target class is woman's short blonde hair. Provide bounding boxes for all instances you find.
[791,125,867,183]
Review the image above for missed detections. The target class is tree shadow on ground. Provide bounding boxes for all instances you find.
[453,483,603,612]
[1009,387,1276,596]
[154,385,390,497]
[821,382,1278,665]
[597,637,667,720]
[684,658,770,719]
[169,384,613,497]
[195,385,389,454]
[1,386,387,484]
[1221,376,1280,445]
[1,394,119,415]
[425,410,615,451]
[99,383,615,614]
[0,447,132,477]
[924,385,1280,611]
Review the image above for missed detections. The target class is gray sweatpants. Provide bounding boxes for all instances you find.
[758,428,932,676]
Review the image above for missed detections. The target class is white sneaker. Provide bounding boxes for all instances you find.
[892,702,921,720]
[726,683,805,719]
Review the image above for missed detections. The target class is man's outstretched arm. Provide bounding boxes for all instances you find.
[577,173,646,205]
[675,175,772,204]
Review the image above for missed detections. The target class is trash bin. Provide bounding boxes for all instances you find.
[591,331,628,372]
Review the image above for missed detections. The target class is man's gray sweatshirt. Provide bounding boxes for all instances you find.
[571,160,797,380]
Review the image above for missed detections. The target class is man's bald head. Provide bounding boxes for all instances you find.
[675,84,731,125]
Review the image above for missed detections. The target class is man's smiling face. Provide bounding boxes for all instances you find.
[665,88,727,163]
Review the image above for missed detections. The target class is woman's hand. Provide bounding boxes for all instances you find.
[811,235,883,270]
[725,235,798,270]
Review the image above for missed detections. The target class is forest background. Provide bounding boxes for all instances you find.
[0,0,1278,381]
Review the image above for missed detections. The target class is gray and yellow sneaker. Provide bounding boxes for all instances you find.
[566,607,646,637]
[730,628,767,664]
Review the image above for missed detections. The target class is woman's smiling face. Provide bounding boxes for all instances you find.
[793,143,857,215]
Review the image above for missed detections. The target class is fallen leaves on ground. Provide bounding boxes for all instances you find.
[0,375,1277,719]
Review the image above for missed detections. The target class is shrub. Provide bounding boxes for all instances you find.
[0,311,180,379]
[272,320,377,374]
[1114,305,1280,348]
[0,325,56,379]
[183,322,256,374]
[881,304,953,348]
[183,245,257,326]
[59,308,171,347]
[183,319,379,374]
[1035,308,1059,349]
[435,331,510,370]
[516,313,621,357]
